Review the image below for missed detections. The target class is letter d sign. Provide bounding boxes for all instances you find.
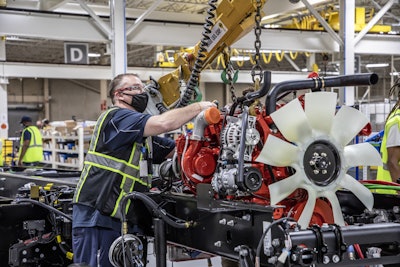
[64,43,89,64]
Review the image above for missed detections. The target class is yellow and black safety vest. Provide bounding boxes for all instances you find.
[376,109,400,194]
[73,107,151,220]
[19,126,43,163]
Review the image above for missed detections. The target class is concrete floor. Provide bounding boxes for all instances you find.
[147,255,222,267]
[146,242,223,267]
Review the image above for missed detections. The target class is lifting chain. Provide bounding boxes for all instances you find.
[221,49,239,103]
[251,0,263,85]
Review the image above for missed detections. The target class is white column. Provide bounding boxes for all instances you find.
[339,0,355,106]
[0,78,9,138]
[110,0,127,78]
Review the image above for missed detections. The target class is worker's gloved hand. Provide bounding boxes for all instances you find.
[197,101,217,111]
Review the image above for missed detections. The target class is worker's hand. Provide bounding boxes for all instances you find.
[197,101,217,111]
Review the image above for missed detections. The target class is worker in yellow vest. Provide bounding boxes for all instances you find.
[376,79,400,194]
[0,139,3,166]
[18,116,43,166]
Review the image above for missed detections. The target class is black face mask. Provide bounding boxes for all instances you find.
[123,92,149,113]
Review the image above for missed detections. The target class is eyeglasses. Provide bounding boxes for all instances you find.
[117,84,144,93]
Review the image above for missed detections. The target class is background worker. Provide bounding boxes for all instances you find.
[0,138,3,166]
[377,77,400,194]
[17,115,43,166]
[72,73,216,267]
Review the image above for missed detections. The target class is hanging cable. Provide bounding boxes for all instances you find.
[176,0,217,108]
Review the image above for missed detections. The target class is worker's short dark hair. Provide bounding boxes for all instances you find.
[108,73,141,104]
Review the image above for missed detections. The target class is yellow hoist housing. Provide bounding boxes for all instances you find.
[155,0,266,107]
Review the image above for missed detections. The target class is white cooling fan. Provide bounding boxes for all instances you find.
[256,92,382,229]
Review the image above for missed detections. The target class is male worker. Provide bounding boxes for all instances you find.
[72,73,216,267]
[377,77,400,194]
[17,115,43,166]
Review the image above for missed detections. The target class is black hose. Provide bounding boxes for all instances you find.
[265,73,379,115]
[120,192,193,229]
[242,71,272,102]
[146,77,169,114]
[236,106,249,191]
[15,198,73,221]
[229,71,272,116]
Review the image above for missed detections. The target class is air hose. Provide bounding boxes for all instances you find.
[119,191,194,231]
[146,76,169,113]
[176,0,217,108]
[362,184,400,191]
[360,180,400,191]
[15,198,72,221]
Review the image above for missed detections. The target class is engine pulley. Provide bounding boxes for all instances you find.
[303,140,340,187]
[243,166,263,192]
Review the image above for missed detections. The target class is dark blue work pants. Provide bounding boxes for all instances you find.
[72,226,120,267]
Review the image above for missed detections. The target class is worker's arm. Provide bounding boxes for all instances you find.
[143,101,215,137]
[17,139,30,166]
[386,146,400,183]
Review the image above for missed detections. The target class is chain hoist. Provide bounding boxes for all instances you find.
[221,49,239,103]
[251,0,263,87]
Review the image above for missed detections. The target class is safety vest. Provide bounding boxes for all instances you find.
[0,139,3,166]
[376,109,400,194]
[19,126,43,163]
[73,107,151,220]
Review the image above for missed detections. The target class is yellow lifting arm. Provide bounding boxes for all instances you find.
[156,0,267,107]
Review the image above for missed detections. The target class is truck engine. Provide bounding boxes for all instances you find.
[1,74,399,267]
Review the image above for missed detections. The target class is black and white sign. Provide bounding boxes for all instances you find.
[64,43,89,64]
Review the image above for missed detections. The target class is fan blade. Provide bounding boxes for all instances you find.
[321,191,345,226]
[269,172,303,205]
[255,135,300,166]
[270,98,312,143]
[305,92,337,134]
[344,143,382,168]
[340,174,374,210]
[330,106,369,146]
[297,187,317,229]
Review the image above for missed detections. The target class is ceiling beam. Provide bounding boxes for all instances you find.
[1,11,399,55]
[0,62,310,83]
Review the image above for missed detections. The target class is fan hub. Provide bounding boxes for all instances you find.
[303,140,340,186]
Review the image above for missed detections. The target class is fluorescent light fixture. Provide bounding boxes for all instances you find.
[242,49,281,53]
[263,24,281,29]
[230,56,250,61]
[88,53,101,57]
[365,63,389,68]
[6,36,19,40]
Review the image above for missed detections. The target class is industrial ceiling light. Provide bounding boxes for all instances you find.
[88,53,101,57]
[365,63,389,68]
[230,56,250,61]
